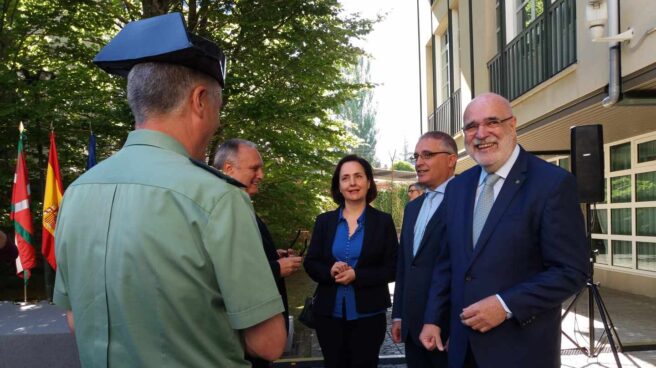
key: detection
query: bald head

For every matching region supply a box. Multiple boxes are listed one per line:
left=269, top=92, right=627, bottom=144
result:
left=463, top=93, right=513, bottom=124
left=463, top=92, right=517, bottom=173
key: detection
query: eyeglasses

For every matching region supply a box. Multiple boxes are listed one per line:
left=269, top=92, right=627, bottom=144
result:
left=409, top=151, right=453, bottom=163
left=462, top=116, right=513, bottom=135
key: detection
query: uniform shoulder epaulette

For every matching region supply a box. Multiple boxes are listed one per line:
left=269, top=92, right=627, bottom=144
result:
left=189, top=158, right=246, bottom=188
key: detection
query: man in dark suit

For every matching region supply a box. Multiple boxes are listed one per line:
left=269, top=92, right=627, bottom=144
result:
left=214, top=139, right=302, bottom=368
left=420, top=93, right=588, bottom=368
left=391, top=131, right=457, bottom=367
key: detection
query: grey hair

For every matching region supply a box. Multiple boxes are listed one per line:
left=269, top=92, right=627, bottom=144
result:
left=127, top=62, right=221, bottom=125
left=212, top=138, right=258, bottom=169
left=419, top=131, right=458, bottom=154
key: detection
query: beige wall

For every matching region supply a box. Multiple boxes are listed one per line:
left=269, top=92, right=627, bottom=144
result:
left=595, top=267, right=656, bottom=298
left=467, top=0, right=656, bottom=129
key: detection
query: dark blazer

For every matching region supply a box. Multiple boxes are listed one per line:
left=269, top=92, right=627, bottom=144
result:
left=425, top=148, right=588, bottom=368
left=255, top=215, right=289, bottom=329
left=303, top=205, right=398, bottom=317
left=391, top=194, right=449, bottom=347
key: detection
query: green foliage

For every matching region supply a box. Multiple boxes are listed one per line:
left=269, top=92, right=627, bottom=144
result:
left=392, top=160, right=414, bottom=172
left=371, top=183, right=408, bottom=232
left=0, top=0, right=374, bottom=250
left=336, top=56, right=378, bottom=166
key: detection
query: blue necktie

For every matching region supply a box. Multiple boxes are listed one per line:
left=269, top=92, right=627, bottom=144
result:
left=413, top=191, right=437, bottom=256
left=472, top=173, right=501, bottom=247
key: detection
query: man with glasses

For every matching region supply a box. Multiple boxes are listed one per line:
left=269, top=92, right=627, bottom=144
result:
left=407, top=183, right=425, bottom=201
left=420, top=93, right=588, bottom=368
left=53, top=13, right=286, bottom=367
left=391, top=131, right=457, bottom=367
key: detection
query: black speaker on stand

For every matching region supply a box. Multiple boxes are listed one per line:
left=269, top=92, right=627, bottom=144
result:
left=561, top=124, right=623, bottom=367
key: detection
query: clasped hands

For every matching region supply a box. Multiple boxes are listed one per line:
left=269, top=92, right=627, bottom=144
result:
left=419, top=295, right=507, bottom=351
left=330, top=261, right=355, bottom=285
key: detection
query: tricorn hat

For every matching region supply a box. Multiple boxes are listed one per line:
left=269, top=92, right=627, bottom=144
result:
left=93, top=12, right=227, bottom=88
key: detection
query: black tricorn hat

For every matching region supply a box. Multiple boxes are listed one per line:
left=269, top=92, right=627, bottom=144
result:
left=93, top=12, right=227, bottom=88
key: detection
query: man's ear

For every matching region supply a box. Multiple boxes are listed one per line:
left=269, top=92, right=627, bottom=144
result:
left=223, top=161, right=235, bottom=176
left=189, top=85, right=210, bottom=117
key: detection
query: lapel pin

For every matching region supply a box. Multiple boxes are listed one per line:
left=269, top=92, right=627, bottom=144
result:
left=515, top=180, right=521, bottom=184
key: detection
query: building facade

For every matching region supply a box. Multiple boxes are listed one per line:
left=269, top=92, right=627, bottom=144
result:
left=417, top=0, right=656, bottom=297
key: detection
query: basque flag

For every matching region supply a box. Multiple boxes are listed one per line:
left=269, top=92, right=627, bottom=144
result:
left=10, top=123, right=36, bottom=279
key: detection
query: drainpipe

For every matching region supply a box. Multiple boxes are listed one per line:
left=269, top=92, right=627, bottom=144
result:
left=417, top=0, right=424, bottom=134
left=601, top=0, right=621, bottom=107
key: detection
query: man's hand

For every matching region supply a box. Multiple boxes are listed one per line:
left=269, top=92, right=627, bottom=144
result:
left=330, top=261, right=350, bottom=277
left=276, top=248, right=297, bottom=258
left=391, top=320, right=402, bottom=343
left=419, top=324, right=444, bottom=351
left=334, top=268, right=355, bottom=285
left=460, top=295, right=507, bottom=333
left=277, top=256, right=302, bottom=277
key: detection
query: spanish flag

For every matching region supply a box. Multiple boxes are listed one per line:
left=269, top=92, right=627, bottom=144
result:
left=42, top=131, right=63, bottom=270
left=11, top=123, right=36, bottom=279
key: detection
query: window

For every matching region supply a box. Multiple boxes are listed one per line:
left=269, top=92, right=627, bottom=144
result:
left=610, top=142, right=631, bottom=172
left=636, top=208, right=656, bottom=236
left=636, top=172, right=656, bottom=202
left=593, top=133, right=656, bottom=274
left=593, top=239, right=608, bottom=264
left=637, top=242, right=656, bottom=271
left=515, top=0, right=544, bottom=33
left=440, top=32, right=450, bottom=102
left=638, top=140, right=656, bottom=164
left=610, top=175, right=631, bottom=203
left=611, top=208, right=631, bottom=235
left=592, top=209, right=607, bottom=234
left=612, top=240, right=633, bottom=268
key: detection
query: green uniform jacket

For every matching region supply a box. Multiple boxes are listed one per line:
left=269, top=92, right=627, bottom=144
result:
left=54, top=130, right=283, bottom=368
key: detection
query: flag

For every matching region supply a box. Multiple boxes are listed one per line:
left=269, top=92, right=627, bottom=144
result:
left=42, top=131, right=63, bottom=270
left=10, top=123, right=36, bottom=279
left=87, top=131, right=97, bottom=170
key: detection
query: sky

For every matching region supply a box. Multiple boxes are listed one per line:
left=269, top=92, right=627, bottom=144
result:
left=339, top=0, right=422, bottom=167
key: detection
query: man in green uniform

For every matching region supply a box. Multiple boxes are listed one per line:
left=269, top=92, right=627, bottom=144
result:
left=53, top=13, right=286, bottom=367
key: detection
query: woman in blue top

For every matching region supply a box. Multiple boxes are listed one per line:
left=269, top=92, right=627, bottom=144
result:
left=304, top=154, right=398, bottom=368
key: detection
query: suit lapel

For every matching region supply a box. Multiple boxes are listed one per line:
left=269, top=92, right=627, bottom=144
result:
left=415, top=202, right=442, bottom=258
left=463, top=168, right=482, bottom=259
left=469, top=149, right=528, bottom=266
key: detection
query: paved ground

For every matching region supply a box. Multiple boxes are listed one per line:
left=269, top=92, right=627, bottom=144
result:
left=1, top=279, right=655, bottom=367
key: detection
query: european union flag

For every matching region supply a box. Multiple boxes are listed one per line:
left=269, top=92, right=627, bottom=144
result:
left=87, top=132, right=96, bottom=170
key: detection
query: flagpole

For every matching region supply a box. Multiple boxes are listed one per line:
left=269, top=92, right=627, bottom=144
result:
left=23, top=271, right=28, bottom=304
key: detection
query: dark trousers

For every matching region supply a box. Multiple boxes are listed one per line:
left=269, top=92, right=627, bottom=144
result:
left=404, top=336, right=448, bottom=368
left=463, top=343, right=478, bottom=368
left=314, top=312, right=386, bottom=368
left=245, top=356, right=271, bottom=368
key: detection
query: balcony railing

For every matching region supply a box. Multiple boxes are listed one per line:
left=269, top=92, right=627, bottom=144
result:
left=488, top=0, right=576, bottom=101
left=427, top=88, right=461, bottom=136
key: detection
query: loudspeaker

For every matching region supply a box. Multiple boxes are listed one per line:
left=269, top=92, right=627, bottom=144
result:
left=571, top=125, right=604, bottom=203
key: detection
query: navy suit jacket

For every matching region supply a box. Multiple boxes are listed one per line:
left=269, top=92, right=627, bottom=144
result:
left=391, top=193, right=450, bottom=347
left=425, top=148, right=588, bottom=368
left=303, top=205, right=398, bottom=317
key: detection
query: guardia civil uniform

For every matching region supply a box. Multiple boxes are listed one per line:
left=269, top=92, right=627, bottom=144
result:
left=53, top=13, right=283, bottom=368
left=54, top=130, right=283, bottom=367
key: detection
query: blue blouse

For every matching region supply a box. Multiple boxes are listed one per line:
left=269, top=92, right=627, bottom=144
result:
left=331, top=207, right=384, bottom=320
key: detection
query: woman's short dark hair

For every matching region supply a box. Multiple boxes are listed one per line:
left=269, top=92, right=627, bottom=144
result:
left=331, top=154, right=378, bottom=205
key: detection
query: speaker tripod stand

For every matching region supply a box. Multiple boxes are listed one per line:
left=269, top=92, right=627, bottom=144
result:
left=561, top=203, right=623, bottom=367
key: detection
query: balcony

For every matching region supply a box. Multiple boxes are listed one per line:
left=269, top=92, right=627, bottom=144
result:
left=488, top=0, right=576, bottom=101
left=427, top=88, right=461, bottom=136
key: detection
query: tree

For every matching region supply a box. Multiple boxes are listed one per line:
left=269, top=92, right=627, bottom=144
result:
left=392, top=161, right=414, bottom=172
left=0, top=0, right=374, bottom=295
left=337, top=55, right=378, bottom=165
